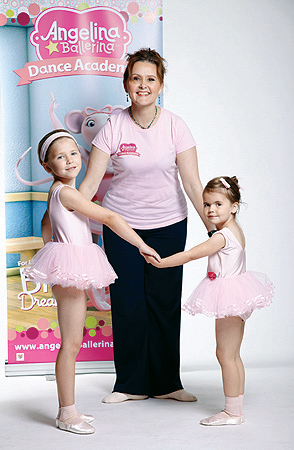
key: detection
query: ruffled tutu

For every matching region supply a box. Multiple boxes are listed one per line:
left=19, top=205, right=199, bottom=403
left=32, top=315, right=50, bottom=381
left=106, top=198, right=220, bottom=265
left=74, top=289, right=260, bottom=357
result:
left=182, top=271, right=274, bottom=319
left=23, top=242, right=117, bottom=290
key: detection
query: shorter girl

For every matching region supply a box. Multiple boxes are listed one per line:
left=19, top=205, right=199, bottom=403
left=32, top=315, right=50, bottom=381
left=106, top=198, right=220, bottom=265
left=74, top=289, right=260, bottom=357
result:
left=24, top=130, right=160, bottom=434
left=146, top=176, right=274, bottom=426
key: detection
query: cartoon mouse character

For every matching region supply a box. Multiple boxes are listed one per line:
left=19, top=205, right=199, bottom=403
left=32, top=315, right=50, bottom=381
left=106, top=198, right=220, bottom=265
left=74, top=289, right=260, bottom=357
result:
left=49, top=93, right=124, bottom=202
left=15, top=93, right=124, bottom=311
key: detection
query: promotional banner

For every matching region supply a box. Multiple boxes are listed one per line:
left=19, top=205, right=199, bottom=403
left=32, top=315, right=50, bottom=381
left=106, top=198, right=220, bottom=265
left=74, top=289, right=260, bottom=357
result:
left=1, top=0, right=163, bottom=375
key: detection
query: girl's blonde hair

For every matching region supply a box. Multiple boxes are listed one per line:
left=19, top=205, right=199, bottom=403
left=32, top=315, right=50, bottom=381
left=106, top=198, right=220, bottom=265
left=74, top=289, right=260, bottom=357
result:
left=37, top=129, right=76, bottom=164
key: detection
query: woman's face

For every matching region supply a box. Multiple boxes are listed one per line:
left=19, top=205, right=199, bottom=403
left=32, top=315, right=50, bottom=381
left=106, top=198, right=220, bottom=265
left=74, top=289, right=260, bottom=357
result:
left=125, top=61, right=163, bottom=108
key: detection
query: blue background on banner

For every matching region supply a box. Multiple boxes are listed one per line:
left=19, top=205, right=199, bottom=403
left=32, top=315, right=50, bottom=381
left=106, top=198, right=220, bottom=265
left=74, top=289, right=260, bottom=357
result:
left=1, top=9, right=163, bottom=268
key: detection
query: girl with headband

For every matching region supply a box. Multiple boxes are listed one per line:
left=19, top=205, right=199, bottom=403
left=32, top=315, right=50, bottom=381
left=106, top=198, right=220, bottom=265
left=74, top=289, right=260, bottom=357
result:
left=146, top=176, right=274, bottom=426
left=23, top=129, right=161, bottom=434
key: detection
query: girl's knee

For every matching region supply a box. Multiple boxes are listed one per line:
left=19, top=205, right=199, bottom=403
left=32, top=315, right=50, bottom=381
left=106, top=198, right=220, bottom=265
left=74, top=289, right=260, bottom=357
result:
left=60, top=336, right=83, bottom=356
left=216, top=347, right=223, bottom=365
left=216, top=347, right=238, bottom=366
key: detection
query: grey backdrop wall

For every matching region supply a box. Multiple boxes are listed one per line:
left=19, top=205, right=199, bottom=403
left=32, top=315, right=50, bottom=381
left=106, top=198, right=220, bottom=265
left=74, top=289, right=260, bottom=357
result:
left=0, top=0, right=293, bottom=374
left=163, top=0, right=293, bottom=369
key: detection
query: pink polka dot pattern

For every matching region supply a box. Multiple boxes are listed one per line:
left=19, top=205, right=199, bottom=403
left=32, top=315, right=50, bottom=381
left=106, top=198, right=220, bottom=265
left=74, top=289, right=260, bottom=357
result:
left=28, top=2, right=40, bottom=15
left=0, top=13, right=7, bottom=25
left=26, top=327, right=39, bottom=340
left=119, top=10, right=128, bottom=22
left=144, top=10, right=155, bottom=24
left=37, top=318, right=49, bottom=330
left=0, top=1, right=163, bottom=27
left=101, top=325, right=112, bottom=337
left=8, top=329, right=17, bottom=341
left=17, top=11, right=30, bottom=25
left=127, top=2, right=139, bottom=15
left=54, top=328, right=61, bottom=339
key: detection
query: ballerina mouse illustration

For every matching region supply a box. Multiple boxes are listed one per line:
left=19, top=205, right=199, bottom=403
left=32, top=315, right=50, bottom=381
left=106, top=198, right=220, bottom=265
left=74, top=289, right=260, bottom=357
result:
left=23, top=130, right=161, bottom=434
left=145, top=176, right=274, bottom=426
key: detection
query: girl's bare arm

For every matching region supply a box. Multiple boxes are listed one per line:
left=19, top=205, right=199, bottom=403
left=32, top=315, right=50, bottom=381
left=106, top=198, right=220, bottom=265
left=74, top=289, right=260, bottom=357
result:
left=145, top=233, right=225, bottom=268
left=60, top=186, right=161, bottom=262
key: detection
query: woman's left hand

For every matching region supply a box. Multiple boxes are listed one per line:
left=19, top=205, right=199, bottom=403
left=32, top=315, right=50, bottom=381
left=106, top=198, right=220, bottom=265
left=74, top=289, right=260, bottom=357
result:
left=139, top=244, right=161, bottom=263
left=144, top=254, right=163, bottom=267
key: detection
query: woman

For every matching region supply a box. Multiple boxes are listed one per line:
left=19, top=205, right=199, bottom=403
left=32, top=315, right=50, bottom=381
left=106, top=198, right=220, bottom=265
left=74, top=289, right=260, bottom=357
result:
left=79, top=48, right=211, bottom=403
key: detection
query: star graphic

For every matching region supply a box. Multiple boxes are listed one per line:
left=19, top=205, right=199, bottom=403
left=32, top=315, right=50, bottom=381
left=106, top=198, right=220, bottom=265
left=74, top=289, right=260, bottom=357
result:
left=45, top=41, right=59, bottom=55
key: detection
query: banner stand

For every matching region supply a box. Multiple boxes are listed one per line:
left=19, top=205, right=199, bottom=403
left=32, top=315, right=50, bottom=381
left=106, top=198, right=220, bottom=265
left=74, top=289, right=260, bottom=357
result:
left=5, top=360, right=114, bottom=377
left=2, top=1, right=163, bottom=376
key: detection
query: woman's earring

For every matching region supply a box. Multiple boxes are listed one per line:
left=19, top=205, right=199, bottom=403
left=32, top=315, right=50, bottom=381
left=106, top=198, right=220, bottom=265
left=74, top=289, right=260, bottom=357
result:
left=126, top=93, right=129, bottom=103
left=158, top=96, right=161, bottom=105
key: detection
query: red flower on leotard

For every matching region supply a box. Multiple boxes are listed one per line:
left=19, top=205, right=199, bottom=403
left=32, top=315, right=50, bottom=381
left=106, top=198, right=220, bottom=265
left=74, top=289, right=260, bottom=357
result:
left=208, top=271, right=217, bottom=280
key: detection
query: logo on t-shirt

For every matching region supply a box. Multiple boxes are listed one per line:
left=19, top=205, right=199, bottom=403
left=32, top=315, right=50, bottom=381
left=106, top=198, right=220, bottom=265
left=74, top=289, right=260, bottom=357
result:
left=117, top=143, right=141, bottom=157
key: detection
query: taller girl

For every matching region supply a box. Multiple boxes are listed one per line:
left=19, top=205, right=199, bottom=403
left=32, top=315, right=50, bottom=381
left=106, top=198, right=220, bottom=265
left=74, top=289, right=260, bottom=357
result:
left=79, top=48, right=212, bottom=403
left=24, top=129, right=160, bottom=434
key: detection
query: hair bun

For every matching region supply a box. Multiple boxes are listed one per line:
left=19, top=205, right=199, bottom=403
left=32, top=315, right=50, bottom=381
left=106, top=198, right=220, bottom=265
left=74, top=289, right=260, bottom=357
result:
left=230, top=176, right=239, bottom=186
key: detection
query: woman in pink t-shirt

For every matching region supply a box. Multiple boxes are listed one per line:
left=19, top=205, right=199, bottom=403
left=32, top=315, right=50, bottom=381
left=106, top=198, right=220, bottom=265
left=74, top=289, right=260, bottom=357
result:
left=79, top=48, right=212, bottom=403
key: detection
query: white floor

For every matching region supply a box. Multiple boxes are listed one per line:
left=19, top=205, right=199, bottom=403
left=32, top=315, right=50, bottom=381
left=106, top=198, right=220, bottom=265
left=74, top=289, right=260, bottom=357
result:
left=0, top=366, right=293, bottom=450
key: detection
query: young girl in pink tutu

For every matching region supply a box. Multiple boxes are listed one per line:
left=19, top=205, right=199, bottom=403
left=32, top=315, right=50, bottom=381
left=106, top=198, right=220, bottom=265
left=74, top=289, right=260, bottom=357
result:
left=146, top=176, right=273, bottom=426
left=24, top=129, right=160, bottom=435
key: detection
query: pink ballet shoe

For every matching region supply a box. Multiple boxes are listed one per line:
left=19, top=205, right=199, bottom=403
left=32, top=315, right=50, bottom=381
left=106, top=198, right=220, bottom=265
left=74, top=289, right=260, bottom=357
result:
left=154, top=389, right=197, bottom=402
left=57, top=415, right=95, bottom=434
left=56, top=412, right=94, bottom=427
left=102, top=392, right=148, bottom=403
left=200, top=411, right=243, bottom=426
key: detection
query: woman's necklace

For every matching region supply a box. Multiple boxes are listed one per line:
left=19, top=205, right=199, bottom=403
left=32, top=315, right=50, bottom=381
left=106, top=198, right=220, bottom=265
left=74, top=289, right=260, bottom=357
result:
left=129, top=106, right=158, bottom=129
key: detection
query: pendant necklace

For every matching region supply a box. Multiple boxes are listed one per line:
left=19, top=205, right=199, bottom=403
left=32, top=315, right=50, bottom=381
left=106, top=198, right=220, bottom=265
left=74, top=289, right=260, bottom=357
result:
left=129, top=106, right=157, bottom=129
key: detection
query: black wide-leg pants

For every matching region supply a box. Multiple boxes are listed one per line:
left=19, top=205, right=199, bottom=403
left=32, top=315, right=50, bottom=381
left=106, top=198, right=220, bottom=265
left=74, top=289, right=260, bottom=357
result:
left=103, top=218, right=187, bottom=396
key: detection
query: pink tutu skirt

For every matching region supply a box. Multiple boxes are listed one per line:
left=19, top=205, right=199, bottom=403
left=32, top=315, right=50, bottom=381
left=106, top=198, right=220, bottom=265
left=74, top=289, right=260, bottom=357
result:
left=182, top=271, right=274, bottom=320
left=23, top=242, right=117, bottom=290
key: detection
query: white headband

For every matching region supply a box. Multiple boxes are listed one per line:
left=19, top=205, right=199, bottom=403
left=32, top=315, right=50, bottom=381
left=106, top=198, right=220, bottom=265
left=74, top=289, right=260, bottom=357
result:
left=40, top=132, right=78, bottom=162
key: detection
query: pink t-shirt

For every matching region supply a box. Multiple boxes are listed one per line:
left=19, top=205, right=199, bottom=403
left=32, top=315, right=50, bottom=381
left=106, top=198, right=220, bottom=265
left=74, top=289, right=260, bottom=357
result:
left=92, top=108, right=196, bottom=229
